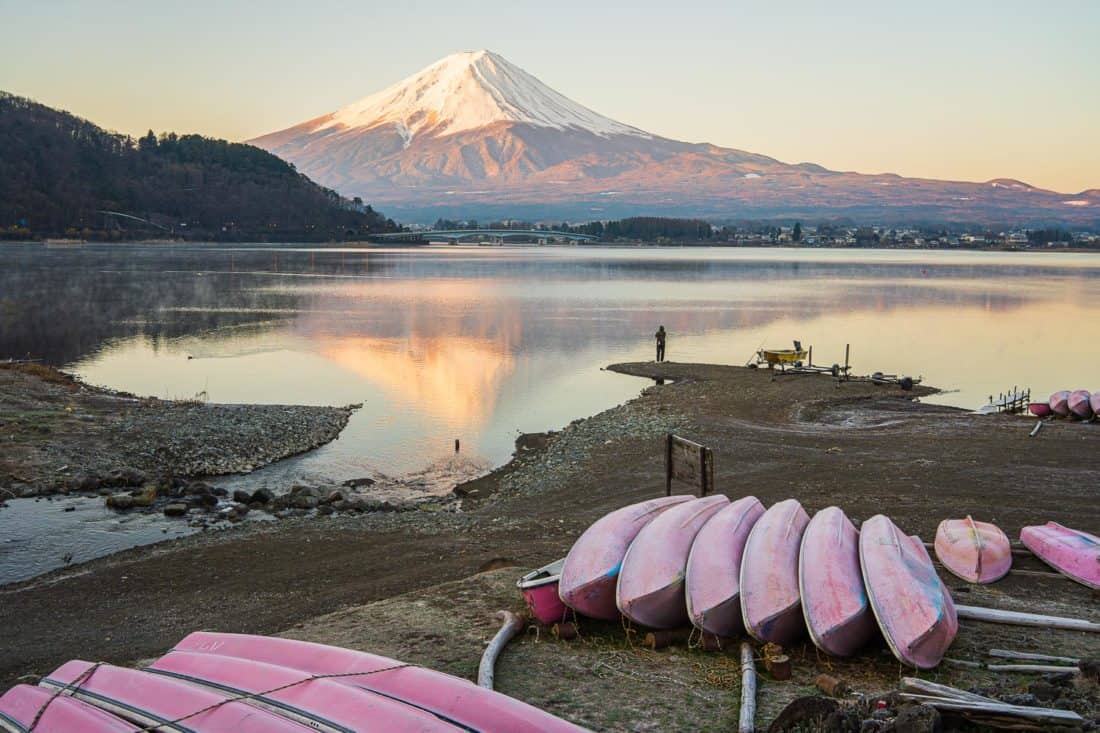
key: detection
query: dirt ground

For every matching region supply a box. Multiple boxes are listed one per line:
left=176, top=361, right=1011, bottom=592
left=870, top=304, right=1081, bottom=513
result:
left=2, top=362, right=1098, bottom=730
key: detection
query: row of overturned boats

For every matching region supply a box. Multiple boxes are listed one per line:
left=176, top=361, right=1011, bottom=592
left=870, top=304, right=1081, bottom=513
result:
left=0, top=632, right=587, bottom=733
left=518, top=495, right=1100, bottom=672
left=1032, top=388, right=1100, bottom=419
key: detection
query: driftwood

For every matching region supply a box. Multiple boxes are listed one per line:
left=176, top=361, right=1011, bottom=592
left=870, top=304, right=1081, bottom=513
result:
left=1029, top=420, right=1044, bottom=437
left=989, top=649, right=1080, bottom=665
left=956, top=604, right=1100, bottom=633
left=738, top=642, right=756, bottom=733
left=945, top=658, right=1077, bottom=674
left=899, top=678, right=1084, bottom=729
left=477, top=611, right=525, bottom=690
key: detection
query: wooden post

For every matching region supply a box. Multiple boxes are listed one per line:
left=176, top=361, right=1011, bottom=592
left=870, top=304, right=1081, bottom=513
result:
left=844, top=344, right=850, bottom=379
left=665, top=433, right=674, bottom=496
left=455, top=439, right=460, bottom=454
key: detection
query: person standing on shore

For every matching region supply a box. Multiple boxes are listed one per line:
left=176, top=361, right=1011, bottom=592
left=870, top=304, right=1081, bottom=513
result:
left=655, top=325, right=666, bottom=362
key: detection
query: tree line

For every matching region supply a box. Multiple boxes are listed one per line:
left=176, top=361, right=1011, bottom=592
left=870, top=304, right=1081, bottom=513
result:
left=0, top=92, right=399, bottom=241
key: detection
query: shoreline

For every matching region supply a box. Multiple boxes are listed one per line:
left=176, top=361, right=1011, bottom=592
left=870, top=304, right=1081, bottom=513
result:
left=2, top=361, right=1098, bottom=727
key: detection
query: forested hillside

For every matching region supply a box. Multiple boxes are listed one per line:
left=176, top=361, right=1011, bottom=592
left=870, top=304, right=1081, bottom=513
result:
left=0, top=92, right=398, bottom=241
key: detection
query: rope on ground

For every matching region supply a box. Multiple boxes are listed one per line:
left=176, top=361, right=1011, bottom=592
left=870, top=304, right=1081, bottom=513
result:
left=29, top=662, right=104, bottom=731
left=38, top=662, right=412, bottom=732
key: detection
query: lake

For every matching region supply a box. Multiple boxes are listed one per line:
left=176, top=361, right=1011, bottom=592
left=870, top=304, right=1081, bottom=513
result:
left=3, top=243, right=1100, bottom=582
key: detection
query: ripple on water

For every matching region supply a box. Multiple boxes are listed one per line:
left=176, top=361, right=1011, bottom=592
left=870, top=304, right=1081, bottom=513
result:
left=0, top=496, right=197, bottom=586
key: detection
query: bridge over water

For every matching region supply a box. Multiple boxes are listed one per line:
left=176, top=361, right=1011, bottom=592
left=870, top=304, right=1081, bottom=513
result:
left=370, top=229, right=597, bottom=244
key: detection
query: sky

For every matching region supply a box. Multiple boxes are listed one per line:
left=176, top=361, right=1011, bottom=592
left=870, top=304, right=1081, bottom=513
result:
left=2, top=0, right=1098, bottom=193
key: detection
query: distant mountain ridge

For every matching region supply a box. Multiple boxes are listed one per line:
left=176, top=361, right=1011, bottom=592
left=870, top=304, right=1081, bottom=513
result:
left=250, top=50, right=1097, bottom=226
left=0, top=92, right=397, bottom=240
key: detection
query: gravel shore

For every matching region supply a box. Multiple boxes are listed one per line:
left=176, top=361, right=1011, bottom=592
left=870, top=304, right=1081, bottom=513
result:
left=0, top=363, right=357, bottom=501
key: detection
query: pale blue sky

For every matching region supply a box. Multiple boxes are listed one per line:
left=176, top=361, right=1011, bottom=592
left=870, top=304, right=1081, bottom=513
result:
left=2, top=0, right=1097, bottom=191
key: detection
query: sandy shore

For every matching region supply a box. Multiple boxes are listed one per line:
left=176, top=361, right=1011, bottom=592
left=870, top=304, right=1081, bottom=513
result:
left=2, top=362, right=1098, bottom=729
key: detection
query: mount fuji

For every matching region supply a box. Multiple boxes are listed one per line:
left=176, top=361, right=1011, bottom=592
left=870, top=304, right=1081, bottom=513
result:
left=250, top=50, right=1096, bottom=225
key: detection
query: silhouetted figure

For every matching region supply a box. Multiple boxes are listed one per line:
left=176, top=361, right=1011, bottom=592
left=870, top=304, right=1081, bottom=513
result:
left=655, top=325, right=666, bottom=362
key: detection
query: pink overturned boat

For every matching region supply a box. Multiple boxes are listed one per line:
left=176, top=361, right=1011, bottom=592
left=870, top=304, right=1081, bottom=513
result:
left=860, top=515, right=957, bottom=669
left=0, top=685, right=134, bottom=733
left=1092, top=391, right=1100, bottom=416
left=798, top=507, right=876, bottom=657
left=559, top=495, right=693, bottom=620
left=740, top=498, right=810, bottom=644
left=1049, top=390, right=1071, bottom=417
left=1029, top=402, right=1053, bottom=418
left=171, top=632, right=588, bottom=733
left=517, top=558, right=567, bottom=625
left=934, top=516, right=1011, bottom=584
left=41, top=660, right=314, bottom=732
left=1021, top=522, right=1100, bottom=590
left=684, top=496, right=766, bottom=636
left=616, top=495, right=730, bottom=628
left=1068, top=389, right=1094, bottom=419
left=147, top=650, right=461, bottom=732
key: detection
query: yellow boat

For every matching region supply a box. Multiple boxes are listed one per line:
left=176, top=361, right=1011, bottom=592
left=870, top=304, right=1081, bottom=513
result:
left=758, top=348, right=808, bottom=366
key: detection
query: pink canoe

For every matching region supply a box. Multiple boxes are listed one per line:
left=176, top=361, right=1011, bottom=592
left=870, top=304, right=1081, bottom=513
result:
left=1092, top=391, right=1100, bottom=416
left=1021, top=522, right=1100, bottom=590
left=934, top=516, right=1011, bottom=584
left=616, top=495, right=730, bottom=628
left=740, top=498, right=810, bottom=644
left=171, top=632, right=588, bottom=733
left=798, top=507, right=876, bottom=657
left=0, top=685, right=134, bottom=733
left=559, top=495, right=693, bottom=620
left=1049, top=390, right=1071, bottom=417
left=1068, top=390, right=1094, bottom=419
left=684, top=496, right=766, bottom=636
left=1028, top=402, right=1053, bottom=418
left=148, top=650, right=461, bottom=732
left=860, top=516, right=957, bottom=669
left=41, top=661, right=314, bottom=732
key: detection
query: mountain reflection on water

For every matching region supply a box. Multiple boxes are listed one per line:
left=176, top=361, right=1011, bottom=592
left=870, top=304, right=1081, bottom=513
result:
left=3, top=243, right=1100, bottom=482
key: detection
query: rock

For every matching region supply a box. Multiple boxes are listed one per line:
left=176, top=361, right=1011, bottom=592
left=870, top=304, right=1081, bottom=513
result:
left=823, top=710, right=862, bottom=733
left=322, top=490, right=344, bottom=505
left=212, top=487, right=228, bottom=497
left=106, top=467, right=148, bottom=487
left=234, top=503, right=249, bottom=517
left=768, top=696, right=839, bottom=733
left=188, top=493, right=218, bottom=509
left=186, top=481, right=214, bottom=496
left=860, top=721, right=886, bottom=733
left=163, top=503, right=188, bottom=517
left=291, top=494, right=319, bottom=510
left=106, top=493, right=134, bottom=510
left=1001, top=693, right=1040, bottom=707
left=67, top=473, right=101, bottom=492
left=250, top=488, right=274, bottom=504
left=1042, top=670, right=1077, bottom=687
left=317, top=504, right=334, bottom=516
left=232, top=490, right=252, bottom=504
left=1029, top=680, right=1061, bottom=702
left=130, top=484, right=157, bottom=507
left=342, top=477, right=375, bottom=488
left=883, top=704, right=940, bottom=733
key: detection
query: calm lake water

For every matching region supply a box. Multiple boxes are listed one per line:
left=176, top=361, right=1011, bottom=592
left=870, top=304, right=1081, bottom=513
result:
left=3, top=242, right=1100, bottom=582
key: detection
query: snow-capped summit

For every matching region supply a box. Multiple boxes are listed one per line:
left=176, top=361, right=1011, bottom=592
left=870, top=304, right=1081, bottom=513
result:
left=316, top=50, right=647, bottom=143
left=249, top=51, right=1091, bottom=224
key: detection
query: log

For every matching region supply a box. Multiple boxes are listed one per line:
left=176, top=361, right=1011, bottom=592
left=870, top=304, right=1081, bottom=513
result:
left=956, top=604, right=1100, bottom=633
left=643, top=628, right=693, bottom=650
left=899, top=693, right=1084, bottom=726
left=900, top=677, right=996, bottom=703
left=945, top=658, right=1078, bottom=674
left=738, top=642, right=756, bottom=733
left=989, top=649, right=1079, bottom=665
left=1029, top=420, right=1043, bottom=437
left=478, top=611, right=525, bottom=690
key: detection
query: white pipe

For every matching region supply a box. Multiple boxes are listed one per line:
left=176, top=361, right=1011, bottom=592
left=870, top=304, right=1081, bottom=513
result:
left=478, top=611, right=525, bottom=690
left=738, top=642, right=756, bottom=733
